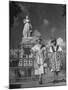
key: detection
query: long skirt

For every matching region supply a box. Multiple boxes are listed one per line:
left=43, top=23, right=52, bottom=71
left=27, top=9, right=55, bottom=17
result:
left=50, top=52, right=61, bottom=72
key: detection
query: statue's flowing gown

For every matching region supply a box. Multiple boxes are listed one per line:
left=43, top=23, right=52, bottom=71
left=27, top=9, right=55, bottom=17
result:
left=23, top=23, right=30, bottom=38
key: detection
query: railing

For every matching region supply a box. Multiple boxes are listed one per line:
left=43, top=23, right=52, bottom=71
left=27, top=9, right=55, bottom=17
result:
left=9, top=57, right=38, bottom=84
left=9, top=66, right=38, bottom=84
left=9, top=51, right=66, bottom=84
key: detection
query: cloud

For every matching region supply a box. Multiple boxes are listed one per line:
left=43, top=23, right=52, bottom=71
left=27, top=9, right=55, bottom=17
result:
left=33, top=30, right=41, bottom=37
left=51, top=27, right=56, bottom=33
left=17, top=3, right=29, bottom=15
left=57, top=37, right=65, bottom=47
left=51, top=27, right=56, bottom=38
left=43, top=19, right=48, bottom=25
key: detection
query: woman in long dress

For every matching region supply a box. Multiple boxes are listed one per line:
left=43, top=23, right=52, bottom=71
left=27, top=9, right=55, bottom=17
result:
left=49, top=39, right=63, bottom=82
left=31, top=40, right=46, bottom=84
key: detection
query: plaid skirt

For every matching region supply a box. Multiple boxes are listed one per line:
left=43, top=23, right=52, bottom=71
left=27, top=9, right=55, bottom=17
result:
left=50, top=52, right=62, bottom=72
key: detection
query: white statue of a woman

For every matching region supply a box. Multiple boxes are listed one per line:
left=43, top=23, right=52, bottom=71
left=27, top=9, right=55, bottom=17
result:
left=23, top=16, right=32, bottom=38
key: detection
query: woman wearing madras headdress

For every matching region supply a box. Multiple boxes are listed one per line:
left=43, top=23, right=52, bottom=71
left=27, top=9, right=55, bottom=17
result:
left=23, top=15, right=32, bottom=38
left=49, top=38, right=63, bottom=82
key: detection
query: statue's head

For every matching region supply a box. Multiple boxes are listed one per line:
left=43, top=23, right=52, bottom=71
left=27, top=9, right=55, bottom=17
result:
left=26, top=15, right=29, bottom=19
left=23, top=15, right=30, bottom=23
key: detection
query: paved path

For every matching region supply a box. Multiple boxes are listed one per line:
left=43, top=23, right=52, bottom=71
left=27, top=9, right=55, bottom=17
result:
left=21, top=71, right=66, bottom=88
left=10, top=71, right=66, bottom=89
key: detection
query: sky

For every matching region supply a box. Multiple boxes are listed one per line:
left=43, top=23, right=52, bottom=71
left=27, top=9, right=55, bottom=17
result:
left=9, top=1, right=66, bottom=49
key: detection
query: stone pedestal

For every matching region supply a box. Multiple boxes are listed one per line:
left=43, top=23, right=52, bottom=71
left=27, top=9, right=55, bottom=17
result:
left=18, top=36, right=39, bottom=77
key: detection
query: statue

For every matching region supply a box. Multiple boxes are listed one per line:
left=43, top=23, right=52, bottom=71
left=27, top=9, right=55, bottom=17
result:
left=23, top=16, right=32, bottom=38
